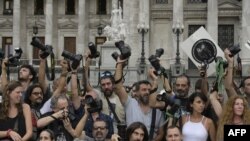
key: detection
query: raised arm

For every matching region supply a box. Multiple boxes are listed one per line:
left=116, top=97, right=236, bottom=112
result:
left=209, top=91, right=222, bottom=117
left=82, top=52, right=94, bottom=92
left=38, top=56, right=48, bottom=93
left=148, top=68, right=167, bottom=108
left=114, top=57, right=128, bottom=105
left=71, top=66, right=81, bottom=110
left=1, top=58, right=9, bottom=91
left=224, top=48, right=237, bottom=97
left=53, top=60, right=68, bottom=97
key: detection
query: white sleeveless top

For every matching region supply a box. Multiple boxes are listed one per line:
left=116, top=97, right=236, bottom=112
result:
left=182, top=115, right=208, bottom=141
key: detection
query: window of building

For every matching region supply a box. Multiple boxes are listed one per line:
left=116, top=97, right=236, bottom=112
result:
left=3, top=0, right=13, bottom=15
left=188, top=25, right=205, bottom=69
left=187, top=0, right=207, bottom=3
left=155, top=0, right=168, bottom=4
left=34, top=0, right=44, bottom=15
left=1, top=37, right=12, bottom=56
left=97, top=0, right=106, bottom=15
left=66, top=0, right=75, bottom=15
left=64, top=37, right=76, bottom=54
left=218, top=25, right=234, bottom=51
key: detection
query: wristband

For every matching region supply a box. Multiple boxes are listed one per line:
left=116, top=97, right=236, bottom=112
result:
left=50, top=115, right=57, bottom=120
left=6, top=129, right=12, bottom=137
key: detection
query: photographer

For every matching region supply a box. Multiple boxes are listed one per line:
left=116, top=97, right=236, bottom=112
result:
left=1, top=58, right=37, bottom=96
left=37, top=94, right=89, bottom=140
left=114, top=55, right=165, bottom=141
left=83, top=49, right=125, bottom=134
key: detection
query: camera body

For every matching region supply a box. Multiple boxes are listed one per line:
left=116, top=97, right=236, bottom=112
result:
left=199, top=61, right=208, bottom=77
left=30, top=37, right=53, bottom=59
left=84, top=95, right=102, bottom=113
left=7, top=48, right=23, bottom=66
left=156, top=92, right=181, bottom=107
left=61, top=50, right=83, bottom=70
left=117, top=123, right=127, bottom=141
left=228, top=44, right=241, bottom=57
left=111, top=51, right=119, bottom=61
left=88, top=42, right=100, bottom=58
left=148, top=48, right=166, bottom=76
left=114, top=40, right=131, bottom=60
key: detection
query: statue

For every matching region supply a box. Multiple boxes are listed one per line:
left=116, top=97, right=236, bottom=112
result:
left=104, top=2, right=127, bottom=42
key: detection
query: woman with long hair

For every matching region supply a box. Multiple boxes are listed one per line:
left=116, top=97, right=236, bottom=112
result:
left=0, top=80, right=32, bottom=140
left=216, top=95, right=250, bottom=141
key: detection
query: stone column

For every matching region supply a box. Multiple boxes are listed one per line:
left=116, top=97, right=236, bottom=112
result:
left=77, top=0, right=86, bottom=54
left=172, top=0, right=184, bottom=62
left=13, top=0, right=21, bottom=48
left=207, top=0, right=218, bottom=43
left=241, top=0, right=250, bottom=61
left=45, top=0, right=53, bottom=45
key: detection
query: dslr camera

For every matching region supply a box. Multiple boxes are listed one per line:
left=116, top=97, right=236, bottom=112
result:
left=156, top=92, right=181, bottom=107
left=148, top=48, right=166, bottom=76
left=30, top=37, right=53, bottom=59
left=111, top=51, right=119, bottom=61
left=6, top=48, right=23, bottom=66
left=228, top=44, right=241, bottom=57
left=113, top=40, right=131, bottom=60
left=84, top=95, right=102, bottom=113
left=88, top=42, right=100, bottom=58
left=61, top=50, right=83, bottom=70
left=117, top=123, right=127, bottom=141
left=199, top=60, right=208, bottom=78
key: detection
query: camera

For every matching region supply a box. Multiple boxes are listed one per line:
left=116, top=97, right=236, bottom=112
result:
left=60, top=107, right=76, bottom=121
left=117, top=123, right=127, bottom=141
left=111, top=51, right=119, bottom=61
left=84, top=95, right=102, bottom=113
left=148, top=48, right=167, bottom=77
left=199, top=61, right=208, bottom=78
left=156, top=92, right=181, bottom=107
left=114, top=40, right=131, bottom=60
left=7, top=48, right=23, bottom=66
left=155, top=48, right=164, bottom=58
left=228, top=44, right=241, bottom=57
left=61, top=50, right=83, bottom=70
left=88, top=42, right=100, bottom=58
left=30, top=37, right=53, bottom=59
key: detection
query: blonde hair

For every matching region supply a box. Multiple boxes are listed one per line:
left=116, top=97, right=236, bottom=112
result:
left=217, top=95, right=250, bottom=140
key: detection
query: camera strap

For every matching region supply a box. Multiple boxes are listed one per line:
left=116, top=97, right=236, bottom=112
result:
left=45, top=52, right=55, bottom=81
left=149, top=108, right=156, bottom=140
left=104, top=95, right=121, bottom=124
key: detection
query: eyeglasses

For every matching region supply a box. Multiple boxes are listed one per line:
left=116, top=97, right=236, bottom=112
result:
left=93, top=126, right=107, bottom=130
left=32, top=92, right=43, bottom=96
left=100, top=72, right=112, bottom=78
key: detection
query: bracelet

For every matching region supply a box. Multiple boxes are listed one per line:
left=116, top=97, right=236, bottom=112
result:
left=6, top=129, right=12, bottom=137
left=50, top=115, right=57, bottom=120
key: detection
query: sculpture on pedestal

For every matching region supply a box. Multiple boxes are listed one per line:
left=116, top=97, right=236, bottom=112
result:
left=104, top=2, right=127, bottom=42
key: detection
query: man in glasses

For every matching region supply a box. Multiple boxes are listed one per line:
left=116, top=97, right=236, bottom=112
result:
left=84, top=53, right=125, bottom=134
left=91, top=117, right=109, bottom=141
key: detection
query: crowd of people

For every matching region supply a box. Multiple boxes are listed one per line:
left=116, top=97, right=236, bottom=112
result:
left=0, top=45, right=250, bottom=141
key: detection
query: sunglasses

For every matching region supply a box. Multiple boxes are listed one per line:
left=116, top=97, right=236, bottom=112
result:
left=100, top=72, right=112, bottom=78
